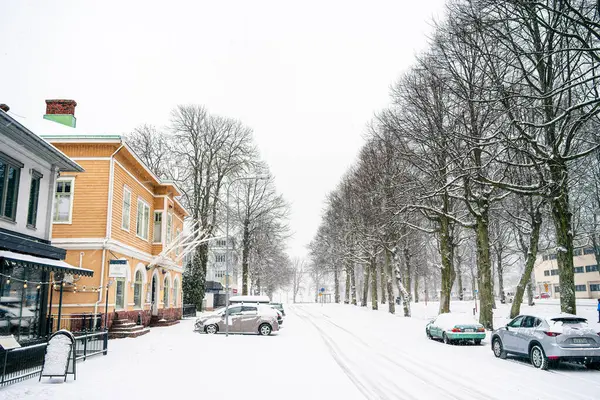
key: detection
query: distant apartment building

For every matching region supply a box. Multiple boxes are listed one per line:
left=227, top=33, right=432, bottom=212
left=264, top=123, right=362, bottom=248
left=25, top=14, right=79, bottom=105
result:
left=533, top=246, right=600, bottom=299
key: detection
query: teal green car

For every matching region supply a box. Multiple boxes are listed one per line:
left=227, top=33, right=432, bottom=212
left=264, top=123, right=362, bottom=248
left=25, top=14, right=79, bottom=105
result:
left=426, top=313, right=486, bottom=345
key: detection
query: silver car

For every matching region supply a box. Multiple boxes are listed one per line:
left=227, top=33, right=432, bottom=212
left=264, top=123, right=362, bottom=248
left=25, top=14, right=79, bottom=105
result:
left=194, top=304, right=279, bottom=336
left=491, top=314, right=600, bottom=370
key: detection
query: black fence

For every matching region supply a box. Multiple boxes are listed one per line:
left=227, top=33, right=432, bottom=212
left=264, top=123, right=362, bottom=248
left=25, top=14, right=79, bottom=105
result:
left=0, top=330, right=108, bottom=387
left=182, top=304, right=197, bottom=318
left=46, top=313, right=105, bottom=335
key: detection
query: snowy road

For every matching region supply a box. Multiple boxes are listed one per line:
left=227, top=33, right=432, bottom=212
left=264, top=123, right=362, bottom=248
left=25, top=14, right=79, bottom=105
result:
left=293, top=303, right=600, bottom=400
left=2, top=301, right=600, bottom=400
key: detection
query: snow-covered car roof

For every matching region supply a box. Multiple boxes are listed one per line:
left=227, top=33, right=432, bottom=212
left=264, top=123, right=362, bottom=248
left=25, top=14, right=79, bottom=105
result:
left=432, top=313, right=481, bottom=329
left=228, top=295, right=271, bottom=303
left=515, top=313, right=585, bottom=322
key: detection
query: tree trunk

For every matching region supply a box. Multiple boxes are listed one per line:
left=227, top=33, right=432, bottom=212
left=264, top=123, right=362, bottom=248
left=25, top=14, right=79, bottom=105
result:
left=457, top=268, right=464, bottom=301
left=439, top=215, right=455, bottom=314
left=384, top=247, right=395, bottom=314
left=476, top=212, right=494, bottom=330
left=241, top=219, right=250, bottom=295
left=510, top=208, right=542, bottom=318
left=362, top=266, right=369, bottom=307
left=393, top=251, right=411, bottom=317
left=334, top=264, right=340, bottom=304
left=350, top=264, right=357, bottom=305
left=380, top=262, right=387, bottom=304
left=497, top=249, right=505, bottom=304
left=549, top=162, right=576, bottom=314
left=527, top=278, right=534, bottom=306
left=491, top=261, right=497, bottom=310
left=370, top=257, right=378, bottom=310
left=414, top=271, right=419, bottom=303
left=403, top=247, right=412, bottom=302
left=345, top=266, right=351, bottom=304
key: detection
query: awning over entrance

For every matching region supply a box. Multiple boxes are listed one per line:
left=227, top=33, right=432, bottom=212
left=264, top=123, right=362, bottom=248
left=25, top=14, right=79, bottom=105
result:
left=0, top=250, right=94, bottom=277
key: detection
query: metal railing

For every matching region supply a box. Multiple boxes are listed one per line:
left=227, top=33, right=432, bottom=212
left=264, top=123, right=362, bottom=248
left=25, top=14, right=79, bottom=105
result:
left=0, top=330, right=108, bottom=387
left=46, top=313, right=105, bottom=335
left=182, top=304, right=197, bottom=318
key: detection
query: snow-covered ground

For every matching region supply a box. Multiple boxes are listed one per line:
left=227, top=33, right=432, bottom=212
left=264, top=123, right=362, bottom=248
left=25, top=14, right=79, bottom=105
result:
left=2, top=299, right=600, bottom=399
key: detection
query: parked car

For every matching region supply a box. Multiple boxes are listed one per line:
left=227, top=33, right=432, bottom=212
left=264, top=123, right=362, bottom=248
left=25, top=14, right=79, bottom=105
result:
left=0, top=297, right=36, bottom=335
left=426, top=313, right=486, bottom=345
left=491, top=314, right=600, bottom=370
left=540, top=292, right=551, bottom=299
left=228, top=295, right=271, bottom=305
left=270, top=303, right=285, bottom=317
left=194, top=304, right=279, bottom=336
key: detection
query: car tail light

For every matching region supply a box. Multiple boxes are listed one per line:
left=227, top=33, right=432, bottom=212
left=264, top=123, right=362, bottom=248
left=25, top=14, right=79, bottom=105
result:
left=477, top=327, right=485, bottom=332
left=451, top=327, right=462, bottom=332
left=544, top=331, right=561, bottom=337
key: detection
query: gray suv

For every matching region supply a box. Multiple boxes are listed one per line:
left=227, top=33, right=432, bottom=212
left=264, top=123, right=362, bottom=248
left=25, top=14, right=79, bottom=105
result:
left=491, top=314, right=600, bottom=370
left=194, top=304, right=279, bottom=336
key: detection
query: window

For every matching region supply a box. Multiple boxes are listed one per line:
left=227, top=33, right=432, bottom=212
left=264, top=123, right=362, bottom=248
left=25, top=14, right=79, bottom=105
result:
left=522, top=316, right=538, bottom=328
left=550, top=269, right=559, bottom=276
left=573, top=249, right=583, bottom=256
left=27, top=171, right=42, bottom=228
left=225, top=306, right=242, bottom=316
left=216, top=239, right=227, bottom=247
left=163, top=277, right=170, bottom=306
left=173, top=279, right=179, bottom=307
left=549, top=254, right=557, bottom=260
left=122, top=186, right=131, bottom=230
left=0, top=154, right=22, bottom=221
left=542, top=255, right=548, bottom=261
left=575, top=285, right=587, bottom=292
left=53, top=178, right=74, bottom=223
left=134, top=270, right=143, bottom=308
left=136, top=198, right=150, bottom=240
left=590, top=284, right=600, bottom=292
left=585, top=265, right=598, bottom=273
left=574, top=266, right=584, bottom=274
left=584, top=247, right=595, bottom=255
left=115, top=278, right=125, bottom=310
left=544, top=270, right=550, bottom=276
left=153, top=212, right=162, bottom=243
left=166, top=212, right=173, bottom=243
left=215, top=270, right=225, bottom=278
left=241, top=306, right=257, bottom=314
left=554, top=285, right=560, bottom=293
left=175, top=229, right=181, bottom=255
left=508, top=316, right=524, bottom=328
left=215, top=254, right=226, bottom=263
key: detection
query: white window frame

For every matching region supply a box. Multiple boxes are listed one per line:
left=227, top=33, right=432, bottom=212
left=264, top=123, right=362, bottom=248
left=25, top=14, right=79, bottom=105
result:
left=136, top=197, right=150, bottom=240
left=153, top=211, right=163, bottom=243
left=133, top=270, right=144, bottom=309
left=115, top=277, right=126, bottom=310
left=166, top=212, right=173, bottom=243
left=121, top=186, right=131, bottom=231
left=173, top=278, right=179, bottom=307
left=163, top=276, right=170, bottom=307
left=53, top=177, right=75, bottom=224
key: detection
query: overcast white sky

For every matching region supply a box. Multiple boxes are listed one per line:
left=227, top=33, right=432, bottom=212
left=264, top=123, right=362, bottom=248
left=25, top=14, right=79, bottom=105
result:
left=1, top=0, right=446, bottom=258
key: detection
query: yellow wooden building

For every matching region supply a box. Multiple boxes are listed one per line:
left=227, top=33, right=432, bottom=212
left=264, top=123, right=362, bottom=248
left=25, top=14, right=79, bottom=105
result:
left=43, top=135, right=188, bottom=336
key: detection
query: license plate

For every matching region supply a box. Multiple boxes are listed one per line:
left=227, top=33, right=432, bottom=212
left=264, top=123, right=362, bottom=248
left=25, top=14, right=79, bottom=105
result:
left=573, top=338, right=588, bottom=344
left=465, top=329, right=474, bottom=332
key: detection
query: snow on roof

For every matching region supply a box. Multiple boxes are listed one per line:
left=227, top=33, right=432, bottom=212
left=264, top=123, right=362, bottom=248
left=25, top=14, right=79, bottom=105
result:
left=228, top=295, right=271, bottom=303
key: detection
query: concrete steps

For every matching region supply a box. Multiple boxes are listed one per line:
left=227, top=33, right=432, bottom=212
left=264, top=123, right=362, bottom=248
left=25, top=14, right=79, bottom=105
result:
left=109, top=318, right=150, bottom=339
left=149, top=316, right=180, bottom=327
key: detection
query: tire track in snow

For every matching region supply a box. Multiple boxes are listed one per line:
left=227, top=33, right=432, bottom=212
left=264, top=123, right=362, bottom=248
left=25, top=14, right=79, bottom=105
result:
left=294, top=306, right=412, bottom=400
left=297, top=306, right=489, bottom=400
left=301, top=306, right=595, bottom=400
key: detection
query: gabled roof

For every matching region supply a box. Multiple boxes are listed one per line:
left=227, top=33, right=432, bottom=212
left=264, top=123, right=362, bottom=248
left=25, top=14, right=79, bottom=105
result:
left=0, top=110, right=83, bottom=172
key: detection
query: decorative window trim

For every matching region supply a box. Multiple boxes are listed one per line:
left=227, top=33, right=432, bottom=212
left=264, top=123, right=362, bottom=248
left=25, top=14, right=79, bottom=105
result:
left=53, top=176, right=75, bottom=224
left=121, top=185, right=132, bottom=231
left=135, top=197, right=150, bottom=240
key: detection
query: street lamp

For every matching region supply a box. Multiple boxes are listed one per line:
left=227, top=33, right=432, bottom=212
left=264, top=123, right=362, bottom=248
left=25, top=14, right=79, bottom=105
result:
left=225, top=174, right=269, bottom=337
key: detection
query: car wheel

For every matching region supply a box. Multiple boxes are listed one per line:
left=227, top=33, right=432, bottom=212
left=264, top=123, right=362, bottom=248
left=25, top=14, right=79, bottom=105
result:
left=259, top=323, right=272, bottom=336
left=205, top=324, right=218, bottom=334
left=443, top=333, right=452, bottom=345
left=492, top=337, right=507, bottom=359
left=474, top=339, right=482, bottom=346
left=530, top=344, right=549, bottom=370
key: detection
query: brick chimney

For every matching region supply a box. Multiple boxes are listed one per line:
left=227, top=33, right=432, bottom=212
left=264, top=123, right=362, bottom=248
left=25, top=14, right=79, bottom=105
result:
left=45, top=99, right=77, bottom=116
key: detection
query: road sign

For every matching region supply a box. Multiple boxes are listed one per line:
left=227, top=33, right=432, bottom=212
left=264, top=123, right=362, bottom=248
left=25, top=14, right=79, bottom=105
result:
left=474, top=289, right=478, bottom=294
left=320, top=287, right=325, bottom=293
left=109, top=259, right=128, bottom=278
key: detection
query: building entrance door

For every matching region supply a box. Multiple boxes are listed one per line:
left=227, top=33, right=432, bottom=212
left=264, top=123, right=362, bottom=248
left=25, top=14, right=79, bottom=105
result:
left=151, top=274, right=158, bottom=316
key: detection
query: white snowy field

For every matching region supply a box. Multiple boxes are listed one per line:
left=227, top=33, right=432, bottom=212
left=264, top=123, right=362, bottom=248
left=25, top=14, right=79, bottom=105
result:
left=2, top=299, right=600, bottom=400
